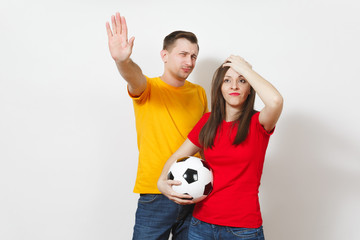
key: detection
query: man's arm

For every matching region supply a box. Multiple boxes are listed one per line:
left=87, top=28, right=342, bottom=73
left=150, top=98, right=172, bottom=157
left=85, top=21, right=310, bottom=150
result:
left=106, top=12, right=146, bottom=96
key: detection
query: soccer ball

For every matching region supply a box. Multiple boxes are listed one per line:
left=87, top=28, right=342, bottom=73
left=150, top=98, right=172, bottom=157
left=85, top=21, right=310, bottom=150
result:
left=167, top=156, right=213, bottom=203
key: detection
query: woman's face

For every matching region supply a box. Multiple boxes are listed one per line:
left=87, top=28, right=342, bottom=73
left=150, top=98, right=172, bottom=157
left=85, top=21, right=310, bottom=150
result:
left=221, top=68, right=251, bottom=110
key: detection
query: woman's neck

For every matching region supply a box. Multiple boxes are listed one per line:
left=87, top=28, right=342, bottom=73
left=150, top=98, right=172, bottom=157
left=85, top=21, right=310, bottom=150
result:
left=225, top=106, right=242, bottom=122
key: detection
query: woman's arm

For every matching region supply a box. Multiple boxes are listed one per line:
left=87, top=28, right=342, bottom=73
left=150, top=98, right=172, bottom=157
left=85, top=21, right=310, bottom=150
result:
left=157, top=139, right=201, bottom=205
left=223, top=55, right=283, bottom=131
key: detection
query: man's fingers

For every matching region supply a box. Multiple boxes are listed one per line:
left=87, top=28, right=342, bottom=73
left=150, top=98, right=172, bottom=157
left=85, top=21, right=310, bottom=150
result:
left=116, top=12, right=121, bottom=35
left=121, top=16, right=128, bottom=41
left=128, top=36, right=135, bottom=48
left=105, top=22, right=113, bottom=38
left=111, top=15, right=117, bottom=35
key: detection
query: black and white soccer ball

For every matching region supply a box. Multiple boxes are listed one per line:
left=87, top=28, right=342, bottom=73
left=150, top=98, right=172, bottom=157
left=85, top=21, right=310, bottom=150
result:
left=167, top=156, right=213, bottom=203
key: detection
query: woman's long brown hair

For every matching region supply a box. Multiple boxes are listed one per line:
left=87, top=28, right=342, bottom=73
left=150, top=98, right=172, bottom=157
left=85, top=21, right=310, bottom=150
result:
left=199, top=65, right=257, bottom=149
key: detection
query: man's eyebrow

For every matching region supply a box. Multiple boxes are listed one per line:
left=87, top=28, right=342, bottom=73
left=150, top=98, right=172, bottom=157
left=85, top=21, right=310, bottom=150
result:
left=180, top=51, right=197, bottom=55
left=179, top=51, right=198, bottom=58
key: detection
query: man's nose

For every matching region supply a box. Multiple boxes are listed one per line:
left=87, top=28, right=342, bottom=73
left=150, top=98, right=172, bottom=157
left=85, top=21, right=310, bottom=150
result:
left=185, top=56, right=193, bottom=66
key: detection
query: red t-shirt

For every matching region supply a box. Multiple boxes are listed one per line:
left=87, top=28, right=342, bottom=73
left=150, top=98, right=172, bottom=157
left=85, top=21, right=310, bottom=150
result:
left=188, top=112, right=273, bottom=228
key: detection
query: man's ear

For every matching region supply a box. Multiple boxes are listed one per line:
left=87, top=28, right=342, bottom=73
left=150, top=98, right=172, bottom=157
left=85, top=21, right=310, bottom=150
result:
left=160, top=49, right=168, bottom=63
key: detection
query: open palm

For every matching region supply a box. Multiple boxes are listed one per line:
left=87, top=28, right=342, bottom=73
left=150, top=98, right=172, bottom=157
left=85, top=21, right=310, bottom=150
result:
left=106, top=12, right=135, bottom=62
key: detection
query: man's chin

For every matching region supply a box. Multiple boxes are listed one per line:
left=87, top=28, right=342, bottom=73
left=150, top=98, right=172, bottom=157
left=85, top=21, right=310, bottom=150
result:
left=179, top=72, right=192, bottom=80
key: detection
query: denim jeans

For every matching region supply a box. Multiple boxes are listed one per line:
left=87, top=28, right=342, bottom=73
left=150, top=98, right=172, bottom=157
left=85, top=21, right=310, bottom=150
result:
left=189, top=217, right=265, bottom=240
left=132, top=194, right=194, bottom=240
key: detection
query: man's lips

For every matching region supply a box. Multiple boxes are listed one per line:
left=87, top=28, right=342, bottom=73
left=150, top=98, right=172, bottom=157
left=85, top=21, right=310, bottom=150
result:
left=182, top=67, right=192, bottom=73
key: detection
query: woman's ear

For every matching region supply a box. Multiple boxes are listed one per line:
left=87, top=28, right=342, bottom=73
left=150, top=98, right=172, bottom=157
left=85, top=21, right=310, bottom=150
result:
left=248, top=88, right=253, bottom=96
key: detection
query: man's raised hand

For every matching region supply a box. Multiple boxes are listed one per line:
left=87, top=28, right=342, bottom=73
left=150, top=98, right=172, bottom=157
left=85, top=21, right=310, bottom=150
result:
left=106, top=12, right=135, bottom=63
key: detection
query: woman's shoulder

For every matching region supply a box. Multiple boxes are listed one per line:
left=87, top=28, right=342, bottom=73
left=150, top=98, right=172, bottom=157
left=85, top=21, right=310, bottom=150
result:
left=203, top=112, right=211, bottom=118
left=195, top=112, right=211, bottom=128
left=251, top=110, right=260, bottom=120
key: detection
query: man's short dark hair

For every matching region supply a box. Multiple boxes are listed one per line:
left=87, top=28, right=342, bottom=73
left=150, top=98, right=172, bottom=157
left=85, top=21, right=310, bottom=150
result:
left=163, top=31, right=199, bottom=51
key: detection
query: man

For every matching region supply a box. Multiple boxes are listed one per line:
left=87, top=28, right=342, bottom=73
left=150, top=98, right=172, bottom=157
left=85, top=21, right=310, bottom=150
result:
left=106, top=13, right=208, bottom=239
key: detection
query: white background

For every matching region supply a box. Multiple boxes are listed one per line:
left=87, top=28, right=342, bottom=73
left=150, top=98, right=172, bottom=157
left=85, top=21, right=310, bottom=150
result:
left=1, top=0, right=359, bottom=239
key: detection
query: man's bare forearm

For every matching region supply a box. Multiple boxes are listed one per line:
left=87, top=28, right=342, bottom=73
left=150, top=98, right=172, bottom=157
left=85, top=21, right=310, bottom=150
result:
left=116, top=58, right=147, bottom=96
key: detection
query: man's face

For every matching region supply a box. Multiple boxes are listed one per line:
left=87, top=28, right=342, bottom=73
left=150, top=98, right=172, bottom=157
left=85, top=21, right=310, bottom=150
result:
left=162, top=38, right=199, bottom=81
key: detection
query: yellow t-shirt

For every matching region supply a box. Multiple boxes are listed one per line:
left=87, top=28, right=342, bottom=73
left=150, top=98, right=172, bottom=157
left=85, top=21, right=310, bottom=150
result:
left=129, top=76, right=208, bottom=193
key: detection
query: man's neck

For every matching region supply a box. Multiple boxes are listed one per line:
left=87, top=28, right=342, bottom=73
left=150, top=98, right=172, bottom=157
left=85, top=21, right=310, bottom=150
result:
left=160, top=73, right=186, bottom=88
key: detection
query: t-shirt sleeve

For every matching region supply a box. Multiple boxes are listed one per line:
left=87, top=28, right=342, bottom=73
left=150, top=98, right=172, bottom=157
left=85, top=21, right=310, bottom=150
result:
left=188, top=113, right=210, bottom=148
left=253, top=112, right=275, bottom=137
left=127, top=76, right=150, bottom=104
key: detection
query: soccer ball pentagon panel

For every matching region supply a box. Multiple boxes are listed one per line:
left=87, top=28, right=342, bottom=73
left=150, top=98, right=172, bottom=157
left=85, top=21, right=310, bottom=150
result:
left=167, top=156, right=213, bottom=203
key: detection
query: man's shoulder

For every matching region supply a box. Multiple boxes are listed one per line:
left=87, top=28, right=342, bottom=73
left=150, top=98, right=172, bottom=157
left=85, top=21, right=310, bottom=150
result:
left=185, top=80, right=206, bottom=91
left=144, top=75, right=160, bottom=83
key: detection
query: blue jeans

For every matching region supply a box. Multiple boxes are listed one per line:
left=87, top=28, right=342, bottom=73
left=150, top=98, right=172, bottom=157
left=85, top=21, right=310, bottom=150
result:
left=132, top=194, right=194, bottom=240
left=189, top=217, right=265, bottom=240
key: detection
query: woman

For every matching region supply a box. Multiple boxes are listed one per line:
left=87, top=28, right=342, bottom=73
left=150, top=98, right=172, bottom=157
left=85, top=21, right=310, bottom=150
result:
left=158, top=55, right=283, bottom=239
